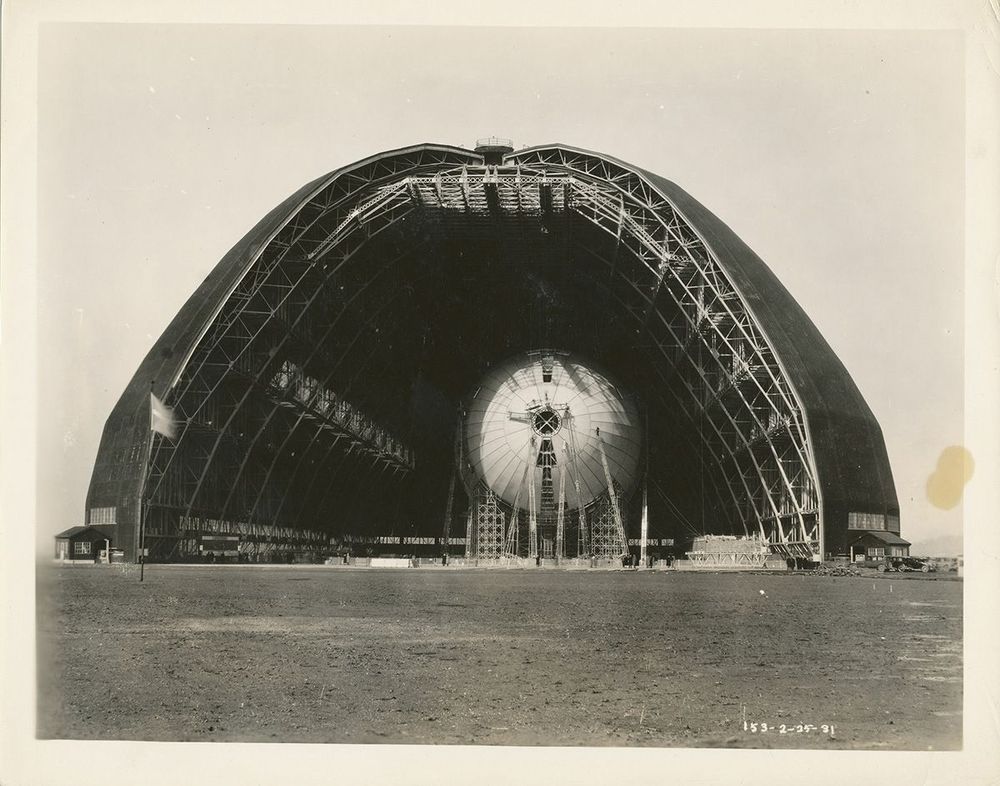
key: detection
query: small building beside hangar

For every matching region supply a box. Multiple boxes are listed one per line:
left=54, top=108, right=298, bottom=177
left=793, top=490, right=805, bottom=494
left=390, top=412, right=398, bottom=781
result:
left=54, top=526, right=113, bottom=562
left=848, top=530, right=911, bottom=562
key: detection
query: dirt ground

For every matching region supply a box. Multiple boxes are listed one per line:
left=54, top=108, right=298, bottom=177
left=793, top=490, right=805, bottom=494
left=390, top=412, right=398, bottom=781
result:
left=36, top=565, right=962, bottom=749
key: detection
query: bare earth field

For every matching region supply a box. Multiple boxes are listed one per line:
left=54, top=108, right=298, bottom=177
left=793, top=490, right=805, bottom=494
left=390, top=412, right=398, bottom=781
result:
left=36, top=565, right=962, bottom=749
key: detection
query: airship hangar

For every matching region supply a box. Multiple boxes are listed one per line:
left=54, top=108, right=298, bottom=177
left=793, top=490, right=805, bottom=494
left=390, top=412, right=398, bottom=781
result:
left=84, top=139, right=900, bottom=567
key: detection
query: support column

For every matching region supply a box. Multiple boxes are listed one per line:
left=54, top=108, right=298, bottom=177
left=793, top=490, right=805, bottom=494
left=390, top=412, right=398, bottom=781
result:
left=640, top=484, right=649, bottom=568
left=528, top=472, right=538, bottom=561
left=555, top=466, right=566, bottom=563
left=464, top=508, right=474, bottom=561
left=441, top=467, right=456, bottom=563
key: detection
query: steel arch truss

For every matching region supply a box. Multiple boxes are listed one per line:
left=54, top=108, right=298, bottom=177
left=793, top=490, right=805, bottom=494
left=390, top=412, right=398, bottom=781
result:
left=139, top=144, right=822, bottom=559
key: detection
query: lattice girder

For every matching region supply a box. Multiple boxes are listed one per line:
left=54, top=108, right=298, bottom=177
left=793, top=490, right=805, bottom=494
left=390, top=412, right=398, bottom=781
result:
left=589, top=482, right=629, bottom=560
left=474, top=487, right=506, bottom=562
left=111, top=143, right=868, bottom=563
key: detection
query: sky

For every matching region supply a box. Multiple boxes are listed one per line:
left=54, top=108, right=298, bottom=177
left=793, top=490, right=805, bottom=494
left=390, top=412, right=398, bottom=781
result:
left=34, top=23, right=966, bottom=554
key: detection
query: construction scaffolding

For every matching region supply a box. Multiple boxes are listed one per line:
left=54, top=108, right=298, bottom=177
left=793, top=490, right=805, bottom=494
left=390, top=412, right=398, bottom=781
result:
left=589, top=482, right=629, bottom=561
left=473, top=487, right=506, bottom=562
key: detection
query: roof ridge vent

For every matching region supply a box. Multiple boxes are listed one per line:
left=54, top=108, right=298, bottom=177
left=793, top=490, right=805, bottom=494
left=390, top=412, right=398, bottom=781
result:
left=475, top=136, right=514, bottom=164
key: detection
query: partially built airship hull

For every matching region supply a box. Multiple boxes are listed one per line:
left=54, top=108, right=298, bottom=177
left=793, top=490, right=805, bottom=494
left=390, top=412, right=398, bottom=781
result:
left=461, top=351, right=642, bottom=511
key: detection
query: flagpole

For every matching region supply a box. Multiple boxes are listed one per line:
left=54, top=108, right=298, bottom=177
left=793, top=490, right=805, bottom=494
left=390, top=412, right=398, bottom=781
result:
left=139, top=379, right=156, bottom=582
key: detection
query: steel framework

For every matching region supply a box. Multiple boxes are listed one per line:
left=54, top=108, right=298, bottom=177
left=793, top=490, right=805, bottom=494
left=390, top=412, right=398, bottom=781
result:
left=86, top=142, right=899, bottom=563
left=589, top=482, right=630, bottom=561
left=471, top=486, right=506, bottom=562
left=393, top=158, right=820, bottom=553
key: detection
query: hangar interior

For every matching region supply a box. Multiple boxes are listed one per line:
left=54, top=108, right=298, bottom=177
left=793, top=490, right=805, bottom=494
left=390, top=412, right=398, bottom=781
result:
left=85, top=140, right=900, bottom=564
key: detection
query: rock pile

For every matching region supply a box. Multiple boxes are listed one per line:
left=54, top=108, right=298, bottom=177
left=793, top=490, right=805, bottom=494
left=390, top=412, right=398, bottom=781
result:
left=808, top=564, right=862, bottom=577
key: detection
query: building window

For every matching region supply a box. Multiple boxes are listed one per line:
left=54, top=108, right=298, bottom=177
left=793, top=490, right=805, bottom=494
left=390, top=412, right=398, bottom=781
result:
left=871, top=547, right=884, bottom=557
left=849, top=512, right=886, bottom=531
left=89, top=506, right=117, bottom=525
left=74, top=541, right=92, bottom=556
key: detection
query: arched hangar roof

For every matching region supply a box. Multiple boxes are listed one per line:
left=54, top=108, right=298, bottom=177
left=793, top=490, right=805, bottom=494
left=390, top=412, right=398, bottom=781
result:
left=86, top=142, right=898, bottom=561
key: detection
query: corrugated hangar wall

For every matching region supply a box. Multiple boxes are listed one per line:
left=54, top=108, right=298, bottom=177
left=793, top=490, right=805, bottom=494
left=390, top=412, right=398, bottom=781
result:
left=85, top=142, right=899, bottom=563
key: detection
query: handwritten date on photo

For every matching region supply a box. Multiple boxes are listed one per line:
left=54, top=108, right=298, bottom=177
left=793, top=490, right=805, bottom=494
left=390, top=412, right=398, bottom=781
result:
left=743, top=722, right=835, bottom=735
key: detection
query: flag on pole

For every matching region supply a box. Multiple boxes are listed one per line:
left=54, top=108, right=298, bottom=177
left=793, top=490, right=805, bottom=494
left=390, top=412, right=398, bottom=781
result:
left=150, top=392, right=177, bottom=439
